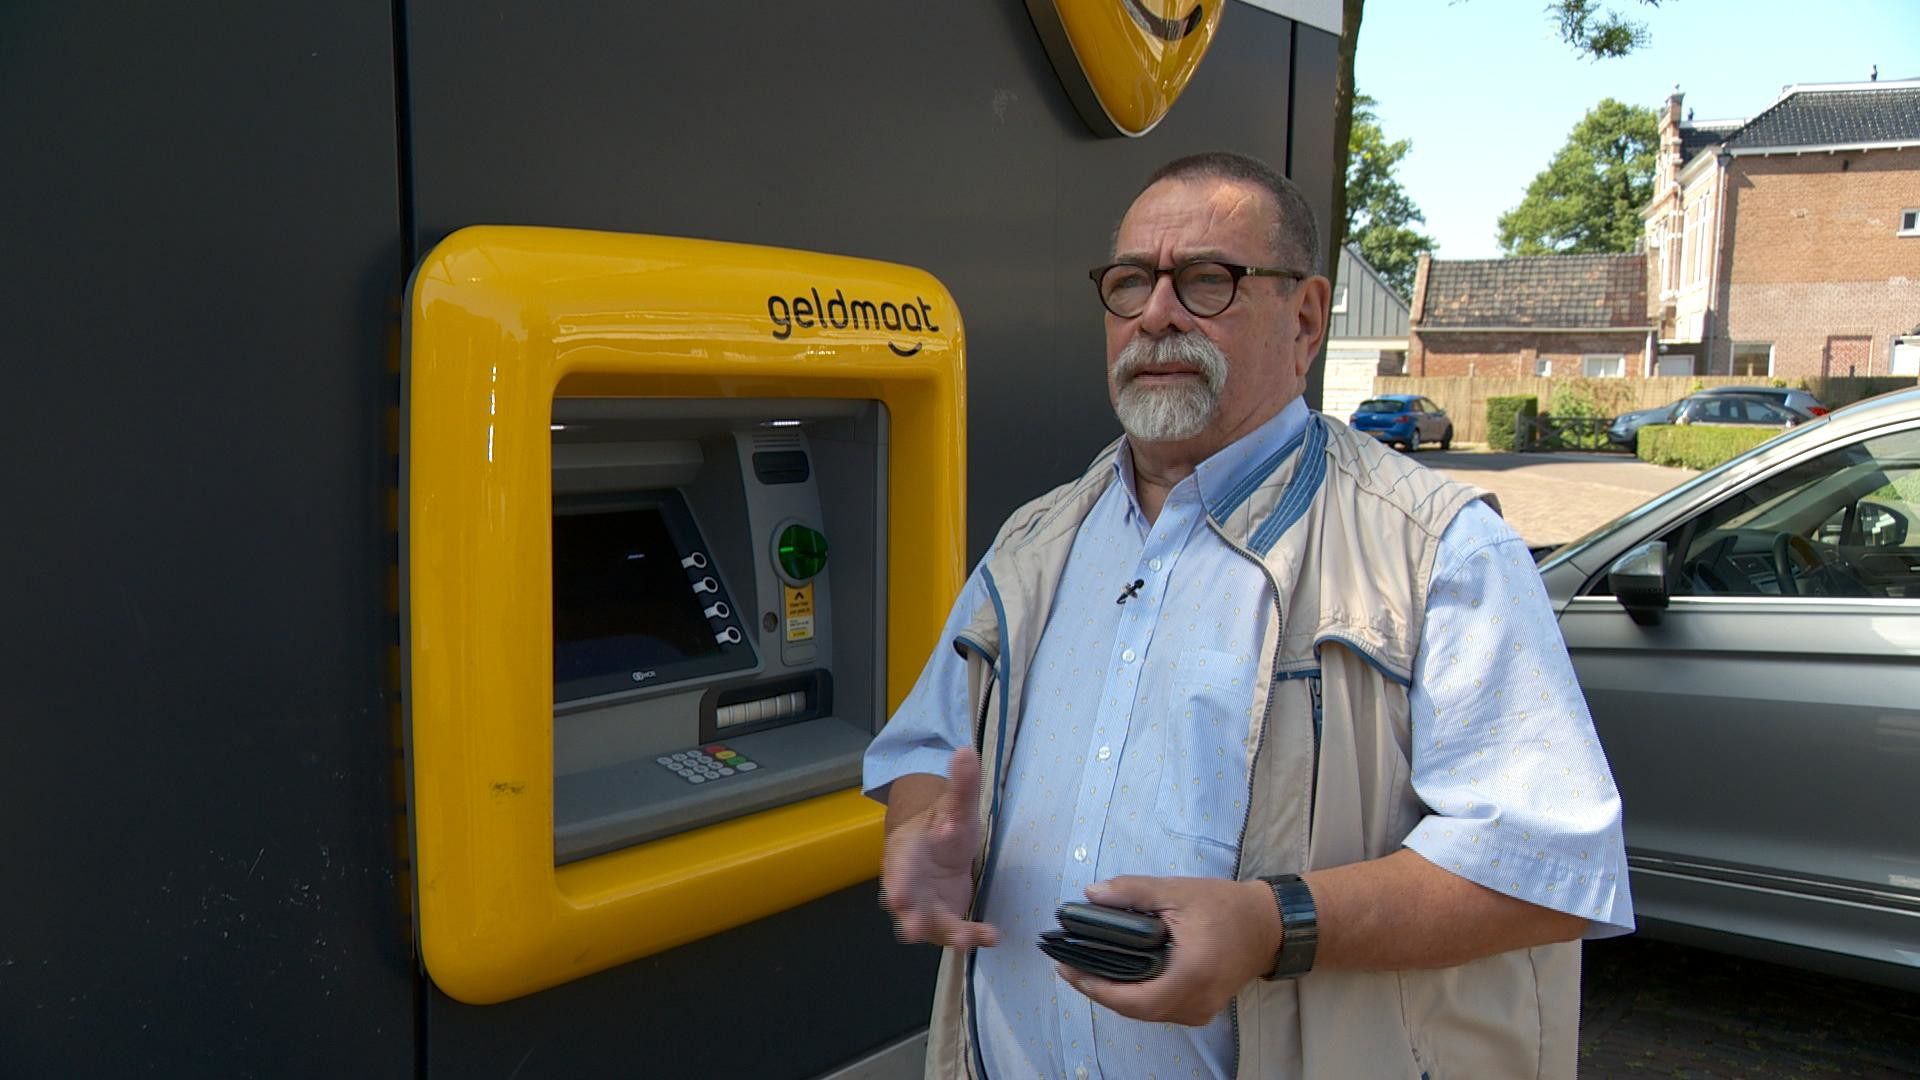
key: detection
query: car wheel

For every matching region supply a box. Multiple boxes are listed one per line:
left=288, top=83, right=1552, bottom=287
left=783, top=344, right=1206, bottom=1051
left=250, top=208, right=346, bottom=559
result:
left=1439, top=425, right=1453, bottom=451
left=1404, top=431, right=1419, bottom=452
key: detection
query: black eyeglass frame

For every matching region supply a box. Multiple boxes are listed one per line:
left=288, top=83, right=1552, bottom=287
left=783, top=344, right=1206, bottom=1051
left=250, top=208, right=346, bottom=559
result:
left=1088, top=260, right=1310, bottom=319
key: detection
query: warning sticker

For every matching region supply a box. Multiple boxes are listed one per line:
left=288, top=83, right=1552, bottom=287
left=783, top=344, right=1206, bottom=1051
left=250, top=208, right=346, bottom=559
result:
left=785, top=583, right=815, bottom=642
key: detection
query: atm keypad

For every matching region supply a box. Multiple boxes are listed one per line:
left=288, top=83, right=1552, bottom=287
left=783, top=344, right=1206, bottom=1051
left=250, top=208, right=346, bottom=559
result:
left=655, top=744, right=760, bottom=784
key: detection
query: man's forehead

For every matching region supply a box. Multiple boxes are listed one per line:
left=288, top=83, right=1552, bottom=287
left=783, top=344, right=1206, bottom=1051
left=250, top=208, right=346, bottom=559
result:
left=1115, top=177, right=1274, bottom=257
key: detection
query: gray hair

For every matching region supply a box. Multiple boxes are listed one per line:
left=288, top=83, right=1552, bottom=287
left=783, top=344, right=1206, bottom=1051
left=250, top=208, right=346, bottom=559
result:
left=1122, top=151, right=1323, bottom=275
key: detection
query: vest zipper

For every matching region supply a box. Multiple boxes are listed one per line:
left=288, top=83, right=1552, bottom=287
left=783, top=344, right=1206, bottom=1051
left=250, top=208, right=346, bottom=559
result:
left=1206, top=518, right=1292, bottom=1080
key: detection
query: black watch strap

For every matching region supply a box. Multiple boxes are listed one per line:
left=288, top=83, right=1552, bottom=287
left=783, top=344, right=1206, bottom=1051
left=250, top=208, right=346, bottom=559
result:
left=1258, top=874, right=1318, bottom=980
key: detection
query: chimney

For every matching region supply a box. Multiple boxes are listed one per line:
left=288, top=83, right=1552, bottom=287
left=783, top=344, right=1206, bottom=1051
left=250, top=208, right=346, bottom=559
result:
left=1410, top=253, right=1432, bottom=324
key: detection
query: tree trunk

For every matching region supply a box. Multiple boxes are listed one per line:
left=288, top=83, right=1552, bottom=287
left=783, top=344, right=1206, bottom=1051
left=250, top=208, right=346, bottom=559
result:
left=1326, top=0, right=1366, bottom=301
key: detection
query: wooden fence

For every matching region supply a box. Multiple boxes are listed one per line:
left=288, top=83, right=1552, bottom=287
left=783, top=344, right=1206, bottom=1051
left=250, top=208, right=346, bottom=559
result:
left=1370, top=376, right=1919, bottom=445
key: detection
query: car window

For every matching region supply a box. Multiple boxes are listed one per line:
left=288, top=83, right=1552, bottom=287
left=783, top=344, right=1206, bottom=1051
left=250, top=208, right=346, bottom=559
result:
left=1738, top=398, right=1793, bottom=423
left=1658, top=426, right=1920, bottom=598
left=1356, top=399, right=1400, bottom=413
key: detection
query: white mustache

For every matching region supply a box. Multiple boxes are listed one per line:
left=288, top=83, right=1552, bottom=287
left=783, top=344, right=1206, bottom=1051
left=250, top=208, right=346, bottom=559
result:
left=1111, top=332, right=1229, bottom=390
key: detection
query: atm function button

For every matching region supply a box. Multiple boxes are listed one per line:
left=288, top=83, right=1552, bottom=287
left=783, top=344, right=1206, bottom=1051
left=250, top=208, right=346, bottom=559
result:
left=735, top=762, right=759, bottom=772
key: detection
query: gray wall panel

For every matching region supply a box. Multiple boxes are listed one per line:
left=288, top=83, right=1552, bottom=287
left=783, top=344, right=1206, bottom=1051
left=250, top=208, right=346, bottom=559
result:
left=0, top=3, right=411, bottom=1076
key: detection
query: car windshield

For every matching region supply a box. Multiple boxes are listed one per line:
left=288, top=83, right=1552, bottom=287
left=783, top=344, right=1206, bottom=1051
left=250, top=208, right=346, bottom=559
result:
left=1356, top=399, right=1404, bottom=413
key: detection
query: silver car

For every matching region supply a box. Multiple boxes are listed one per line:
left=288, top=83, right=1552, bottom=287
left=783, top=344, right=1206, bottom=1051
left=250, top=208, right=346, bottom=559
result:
left=1538, top=387, right=1920, bottom=989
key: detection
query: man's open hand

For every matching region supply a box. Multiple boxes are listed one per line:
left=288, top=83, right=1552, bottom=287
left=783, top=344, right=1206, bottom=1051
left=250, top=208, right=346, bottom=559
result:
left=1055, top=875, right=1280, bottom=1026
left=879, top=747, right=1001, bottom=950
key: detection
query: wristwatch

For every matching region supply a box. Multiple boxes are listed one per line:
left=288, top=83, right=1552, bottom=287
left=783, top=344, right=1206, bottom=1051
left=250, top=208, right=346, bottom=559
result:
left=1257, top=874, right=1319, bottom=980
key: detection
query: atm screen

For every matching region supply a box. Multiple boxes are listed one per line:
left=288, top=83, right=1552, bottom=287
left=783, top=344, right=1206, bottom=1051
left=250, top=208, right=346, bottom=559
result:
left=553, top=493, right=755, bottom=701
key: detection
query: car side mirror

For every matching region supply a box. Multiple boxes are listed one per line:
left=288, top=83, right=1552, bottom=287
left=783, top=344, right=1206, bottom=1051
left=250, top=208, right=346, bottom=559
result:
left=1859, top=502, right=1910, bottom=547
left=1608, top=540, right=1669, bottom=626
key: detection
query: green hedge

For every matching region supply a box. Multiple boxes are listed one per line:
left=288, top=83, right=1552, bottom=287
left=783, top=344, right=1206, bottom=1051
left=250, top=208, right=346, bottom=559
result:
left=1636, top=424, right=1785, bottom=470
left=1485, top=396, right=1538, bottom=452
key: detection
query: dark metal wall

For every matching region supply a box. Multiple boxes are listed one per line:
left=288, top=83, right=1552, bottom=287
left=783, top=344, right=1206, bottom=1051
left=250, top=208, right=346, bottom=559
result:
left=405, top=0, right=1308, bottom=563
left=0, top=3, right=413, bottom=1076
left=0, top=1, right=1333, bottom=1076
left=403, top=5, right=1315, bottom=1075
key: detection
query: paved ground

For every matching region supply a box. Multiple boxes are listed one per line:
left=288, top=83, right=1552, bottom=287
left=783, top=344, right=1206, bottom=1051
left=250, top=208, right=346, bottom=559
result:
left=1417, top=447, right=1701, bottom=549
left=1583, top=937, right=1920, bottom=1077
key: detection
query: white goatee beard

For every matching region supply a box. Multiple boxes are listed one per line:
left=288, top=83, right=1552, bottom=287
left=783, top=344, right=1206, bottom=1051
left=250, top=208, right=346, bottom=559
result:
left=1109, top=332, right=1230, bottom=442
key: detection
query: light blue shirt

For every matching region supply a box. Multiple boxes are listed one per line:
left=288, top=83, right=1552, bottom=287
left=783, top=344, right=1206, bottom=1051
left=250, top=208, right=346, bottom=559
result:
left=865, top=399, right=1633, bottom=1080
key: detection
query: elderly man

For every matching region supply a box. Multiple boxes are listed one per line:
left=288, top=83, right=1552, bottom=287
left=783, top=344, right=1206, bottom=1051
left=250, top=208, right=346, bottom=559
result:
left=864, top=151, right=1632, bottom=1079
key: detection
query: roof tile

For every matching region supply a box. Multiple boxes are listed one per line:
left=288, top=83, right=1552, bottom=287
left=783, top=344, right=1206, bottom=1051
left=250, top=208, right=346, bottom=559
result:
left=1726, top=84, right=1920, bottom=150
left=1416, top=254, right=1647, bottom=330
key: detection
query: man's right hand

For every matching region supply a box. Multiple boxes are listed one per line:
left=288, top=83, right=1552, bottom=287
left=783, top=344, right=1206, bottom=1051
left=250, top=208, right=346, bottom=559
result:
left=879, top=747, right=1001, bottom=950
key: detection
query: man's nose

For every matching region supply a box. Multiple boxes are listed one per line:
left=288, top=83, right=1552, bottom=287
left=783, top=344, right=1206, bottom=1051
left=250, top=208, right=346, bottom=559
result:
left=1134, top=270, right=1195, bottom=335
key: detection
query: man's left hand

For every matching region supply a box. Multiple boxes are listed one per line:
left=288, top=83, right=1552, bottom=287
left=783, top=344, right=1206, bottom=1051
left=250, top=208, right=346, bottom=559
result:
left=1056, top=875, right=1281, bottom=1027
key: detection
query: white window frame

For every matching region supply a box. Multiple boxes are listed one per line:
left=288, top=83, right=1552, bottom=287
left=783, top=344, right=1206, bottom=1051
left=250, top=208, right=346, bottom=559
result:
left=1731, top=341, right=1775, bottom=377
left=1900, top=208, right=1920, bottom=236
left=1533, top=357, right=1553, bottom=376
left=1582, top=354, right=1625, bottom=378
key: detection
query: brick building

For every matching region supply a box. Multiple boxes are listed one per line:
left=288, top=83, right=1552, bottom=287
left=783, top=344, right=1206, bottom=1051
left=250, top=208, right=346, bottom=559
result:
left=1407, top=252, right=1652, bottom=377
left=1643, top=79, right=1920, bottom=378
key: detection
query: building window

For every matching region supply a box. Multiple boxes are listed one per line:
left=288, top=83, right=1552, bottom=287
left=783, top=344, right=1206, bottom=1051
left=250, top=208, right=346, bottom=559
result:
left=1732, top=342, right=1774, bottom=377
left=1900, top=208, right=1920, bottom=236
left=1331, top=285, right=1349, bottom=313
left=1582, top=355, right=1624, bottom=378
left=1533, top=357, right=1553, bottom=376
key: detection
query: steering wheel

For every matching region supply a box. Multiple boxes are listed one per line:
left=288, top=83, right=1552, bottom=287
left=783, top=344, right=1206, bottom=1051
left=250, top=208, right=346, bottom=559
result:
left=1772, top=532, right=1824, bottom=596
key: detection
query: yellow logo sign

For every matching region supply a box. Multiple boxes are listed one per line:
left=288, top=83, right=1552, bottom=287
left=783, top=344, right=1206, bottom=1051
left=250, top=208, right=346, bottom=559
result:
left=1026, top=0, right=1224, bottom=138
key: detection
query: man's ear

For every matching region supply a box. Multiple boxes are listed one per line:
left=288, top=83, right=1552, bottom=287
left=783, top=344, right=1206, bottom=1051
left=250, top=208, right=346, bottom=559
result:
left=1292, top=275, right=1332, bottom=363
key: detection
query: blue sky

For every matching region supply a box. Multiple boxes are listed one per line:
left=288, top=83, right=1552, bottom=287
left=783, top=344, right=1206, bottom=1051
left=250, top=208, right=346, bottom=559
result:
left=1351, top=0, right=1920, bottom=258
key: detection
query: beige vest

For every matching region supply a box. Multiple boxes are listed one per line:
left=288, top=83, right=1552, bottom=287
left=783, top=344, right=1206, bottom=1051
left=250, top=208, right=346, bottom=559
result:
left=923, top=416, right=1580, bottom=1080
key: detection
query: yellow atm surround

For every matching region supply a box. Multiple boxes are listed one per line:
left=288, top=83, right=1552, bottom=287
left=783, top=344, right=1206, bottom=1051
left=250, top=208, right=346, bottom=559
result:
left=406, top=226, right=965, bottom=1004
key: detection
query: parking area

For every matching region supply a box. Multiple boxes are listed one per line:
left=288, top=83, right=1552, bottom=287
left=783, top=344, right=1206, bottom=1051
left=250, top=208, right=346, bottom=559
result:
left=1419, top=448, right=1700, bottom=549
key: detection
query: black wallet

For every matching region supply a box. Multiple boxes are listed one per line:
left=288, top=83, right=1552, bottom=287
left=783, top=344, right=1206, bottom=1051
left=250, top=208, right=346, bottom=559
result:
left=1036, top=902, right=1170, bottom=982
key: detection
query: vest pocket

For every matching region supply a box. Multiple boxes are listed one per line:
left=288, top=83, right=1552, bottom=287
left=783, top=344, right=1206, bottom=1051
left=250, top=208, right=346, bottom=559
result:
left=1153, top=647, right=1251, bottom=850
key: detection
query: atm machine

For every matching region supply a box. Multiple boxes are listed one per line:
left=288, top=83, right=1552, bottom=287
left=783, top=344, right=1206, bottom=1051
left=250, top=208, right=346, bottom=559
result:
left=406, top=226, right=965, bottom=1007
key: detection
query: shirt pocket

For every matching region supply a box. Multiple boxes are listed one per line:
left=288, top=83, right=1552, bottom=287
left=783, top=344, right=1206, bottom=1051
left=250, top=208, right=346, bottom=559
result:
left=1153, top=646, right=1253, bottom=851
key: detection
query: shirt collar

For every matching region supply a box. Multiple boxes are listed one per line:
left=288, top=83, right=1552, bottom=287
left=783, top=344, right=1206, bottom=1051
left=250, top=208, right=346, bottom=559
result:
left=1111, top=397, right=1312, bottom=521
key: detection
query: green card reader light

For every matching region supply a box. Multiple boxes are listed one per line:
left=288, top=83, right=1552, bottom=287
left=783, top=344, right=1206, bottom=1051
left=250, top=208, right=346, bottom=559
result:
left=776, top=524, right=829, bottom=582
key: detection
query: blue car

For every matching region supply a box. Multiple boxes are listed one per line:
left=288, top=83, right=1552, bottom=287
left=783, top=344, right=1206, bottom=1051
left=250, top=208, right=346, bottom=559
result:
left=1349, top=394, right=1454, bottom=451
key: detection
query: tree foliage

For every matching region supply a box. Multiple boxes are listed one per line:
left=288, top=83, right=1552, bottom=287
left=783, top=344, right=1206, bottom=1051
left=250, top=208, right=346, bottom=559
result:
left=1496, top=98, right=1659, bottom=256
left=1328, top=1, right=1670, bottom=299
left=1343, top=94, right=1433, bottom=298
left=1550, top=0, right=1664, bottom=58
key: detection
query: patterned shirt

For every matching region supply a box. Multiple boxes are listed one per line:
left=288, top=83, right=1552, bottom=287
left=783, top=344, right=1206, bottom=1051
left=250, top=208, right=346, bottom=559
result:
left=865, top=400, right=1634, bottom=1080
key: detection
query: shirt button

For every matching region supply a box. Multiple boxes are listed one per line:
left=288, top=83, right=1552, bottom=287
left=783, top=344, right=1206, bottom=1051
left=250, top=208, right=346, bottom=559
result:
left=1148, top=558, right=1163, bottom=572
left=1073, top=845, right=1088, bottom=862
left=1121, top=648, right=1136, bottom=663
left=1097, top=745, right=1112, bottom=761
left=1076, top=1068, right=1089, bottom=1080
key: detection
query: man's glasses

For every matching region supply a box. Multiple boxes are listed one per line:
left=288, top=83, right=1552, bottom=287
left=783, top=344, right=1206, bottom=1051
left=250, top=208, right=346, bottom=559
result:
left=1089, top=260, right=1307, bottom=319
